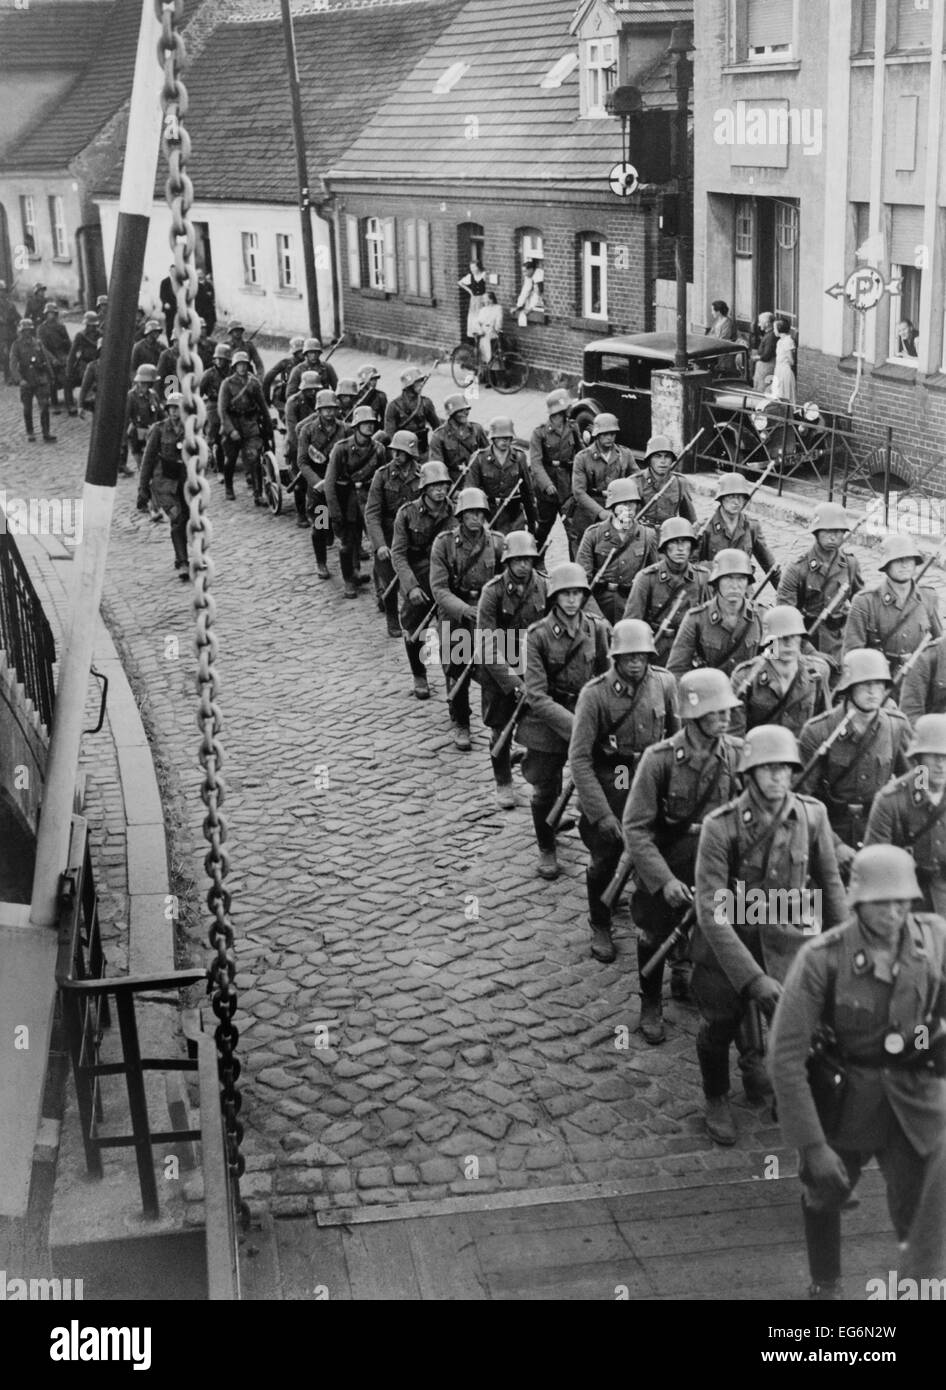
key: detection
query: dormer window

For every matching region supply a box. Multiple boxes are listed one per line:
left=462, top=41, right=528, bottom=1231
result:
left=582, top=38, right=617, bottom=117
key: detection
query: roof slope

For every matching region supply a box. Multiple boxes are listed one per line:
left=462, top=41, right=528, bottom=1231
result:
left=0, top=2, right=108, bottom=72
left=327, top=0, right=672, bottom=191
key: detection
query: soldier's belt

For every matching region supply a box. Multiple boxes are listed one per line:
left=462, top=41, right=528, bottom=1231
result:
left=602, top=582, right=632, bottom=596
left=825, top=796, right=866, bottom=816
left=551, top=690, right=580, bottom=712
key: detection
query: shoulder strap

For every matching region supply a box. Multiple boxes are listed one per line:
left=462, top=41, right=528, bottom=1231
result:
left=825, top=709, right=881, bottom=796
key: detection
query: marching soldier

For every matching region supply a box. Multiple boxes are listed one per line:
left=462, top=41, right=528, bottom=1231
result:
left=843, top=534, right=941, bottom=680
left=623, top=669, right=744, bottom=1041
left=624, top=517, right=707, bottom=666
left=125, top=364, right=164, bottom=484
left=285, top=337, right=332, bottom=398
left=570, top=621, right=678, bottom=964
left=391, top=460, right=456, bottom=699
left=67, top=311, right=101, bottom=393
left=154, top=339, right=181, bottom=398
left=570, top=412, right=636, bottom=546
left=770, top=845, right=946, bottom=1301
left=38, top=303, right=74, bottom=414
left=225, top=320, right=265, bottom=379
left=476, top=531, right=547, bottom=808
left=324, top=405, right=386, bottom=599
left=577, top=475, right=658, bottom=624
left=137, top=392, right=190, bottom=579
left=516, top=562, right=611, bottom=880
left=730, top=605, right=831, bottom=737
left=697, top=473, right=779, bottom=587
left=336, top=377, right=359, bottom=418
left=77, top=348, right=100, bottom=416
left=9, top=319, right=56, bottom=443
left=798, top=648, right=912, bottom=872
left=901, top=633, right=946, bottom=726
left=430, top=488, right=505, bottom=749
left=355, top=365, right=388, bottom=425
left=218, top=350, right=274, bottom=504
left=429, top=393, right=488, bottom=484
left=131, top=319, right=165, bottom=375
left=530, top=390, right=583, bottom=556
left=634, top=435, right=697, bottom=530
left=466, top=417, right=537, bottom=537
left=262, top=335, right=305, bottom=415
left=694, top=725, right=846, bottom=1144
left=284, top=369, right=322, bottom=527
left=297, top=389, right=348, bottom=576
left=24, top=282, right=47, bottom=323
left=365, top=430, right=422, bottom=639
left=0, top=279, right=20, bottom=383
left=667, top=548, right=764, bottom=678
left=384, top=366, right=441, bottom=460
left=865, top=714, right=946, bottom=917
left=777, top=502, right=864, bottom=674
left=198, top=342, right=231, bottom=476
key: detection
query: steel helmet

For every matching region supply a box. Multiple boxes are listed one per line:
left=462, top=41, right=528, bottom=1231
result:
left=229, top=320, right=245, bottom=333
left=679, top=669, right=740, bottom=719
left=605, top=475, right=642, bottom=508
left=907, top=714, right=946, bottom=760
left=455, top=487, right=490, bottom=516
left=489, top=416, right=515, bottom=439
left=503, top=530, right=538, bottom=561
left=96, top=294, right=108, bottom=308
left=738, top=724, right=802, bottom=773
left=848, top=845, right=921, bottom=905
left=351, top=405, right=378, bottom=428
left=165, top=391, right=183, bottom=408
left=289, top=335, right=306, bottom=352
left=762, top=605, right=807, bottom=643
left=835, top=647, right=892, bottom=693
left=444, top=393, right=470, bottom=417
left=810, top=502, right=852, bottom=533
left=231, top=350, right=250, bottom=366
left=610, top=619, right=657, bottom=657
left=83, top=311, right=100, bottom=325
left=658, top=517, right=697, bottom=550
left=644, top=434, right=676, bottom=461
left=390, top=430, right=420, bottom=458
left=591, top=412, right=620, bottom=438
left=709, top=548, right=754, bottom=583
left=43, top=301, right=58, bottom=314
left=879, top=534, right=924, bottom=570
left=17, top=318, right=33, bottom=331
left=545, top=389, right=571, bottom=416
left=316, top=389, right=339, bottom=409
left=213, top=342, right=232, bottom=360
left=400, top=366, right=424, bottom=388
left=336, top=377, right=358, bottom=397
left=33, top=281, right=45, bottom=290
left=303, top=336, right=322, bottom=352
left=715, top=473, right=753, bottom=499
left=144, top=318, right=162, bottom=334
left=134, top=363, right=158, bottom=382
left=299, top=370, right=321, bottom=390
left=418, top=461, right=451, bottom=489
left=358, top=364, right=381, bottom=383
left=547, top=562, right=591, bottom=600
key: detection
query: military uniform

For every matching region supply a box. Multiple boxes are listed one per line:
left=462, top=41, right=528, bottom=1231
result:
left=229, top=336, right=265, bottom=379
left=697, top=507, right=776, bottom=575
left=667, top=596, right=764, bottom=678
left=570, top=443, right=637, bottom=542
left=635, top=469, right=697, bottom=531
left=67, top=328, right=99, bottom=389
left=198, top=362, right=229, bottom=467
left=0, top=288, right=20, bottom=383
left=324, top=433, right=386, bottom=587
left=391, top=494, right=456, bottom=679
left=844, top=578, right=943, bottom=680
left=77, top=358, right=98, bottom=413
left=730, top=652, right=831, bottom=737
left=154, top=345, right=182, bottom=398
left=693, top=785, right=847, bottom=1101
left=530, top=417, right=583, bottom=553
left=798, top=704, right=912, bottom=851
left=475, top=568, right=547, bottom=786
left=516, top=609, right=611, bottom=852
left=38, top=317, right=73, bottom=411
left=429, top=416, right=489, bottom=483
left=283, top=388, right=318, bottom=519
left=777, top=543, right=863, bottom=671
left=430, top=526, right=505, bottom=731
left=138, top=416, right=188, bottom=569
left=130, top=335, right=163, bottom=375
left=624, top=560, right=708, bottom=666
left=262, top=352, right=304, bottom=413
left=900, top=636, right=946, bottom=726
left=577, top=520, right=658, bottom=625
left=219, top=372, right=274, bottom=499
left=465, top=444, right=537, bottom=536
left=9, top=334, right=55, bottom=439
left=286, top=356, right=337, bottom=398
left=365, top=460, right=421, bottom=631
left=570, top=666, right=679, bottom=933
left=865, top=772, right=946, bottom=917
left=383, top=391, right=441, bottom=460
left=297, top=413, right=348, bottom=565
left=125, top=385, right=164, bottom=465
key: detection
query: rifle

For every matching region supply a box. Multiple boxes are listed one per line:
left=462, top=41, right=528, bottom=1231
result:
left=806, top=579, right=853, bottom=640
left=545, top=778, right=575, bottom=832
left=792, top=710, right=854, bottom=789
left=379, top=461, right=476, bottom=606
left=652, top=589, right=689, bottom=649
left=321, top=334, right=345, bottom=365
left=749, top=561, right=779, bottom=601
left=396, top=356, right=445, bottom=434
left=639, top=906, right=696, bottom=979
left=490, top=690, right=527, bottom=763
left=601, top=848, right=637, bottom=912
left=891, top=633, right=937, bottom=694
left=911, top=533, right=946, bottom=588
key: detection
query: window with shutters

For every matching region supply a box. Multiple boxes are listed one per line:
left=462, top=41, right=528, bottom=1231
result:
left=241, top=231, right=260, bottom=286
left=732, top=0, right=794, bottom=63
left=49, top=196, right=68, bottom=259
left=890, top=0, right=932, bottom=52
left=852, top=0, right=876, bottom=53
left=404, top=218, right=432, bottom=299
left=364, top=217, right=385, bottom=290
left=733, top=200, right=755, bottom=327
left=19, top=195, right=37, bottom=256
left=276, top=232, right=295, bottom=290
left=582, top=38, right=617, bottom=116
left=346, top=215, right=398, bottom=295
left=889, top=265, right=922, bottom=361
left=579, top=233, right=608, bottom=321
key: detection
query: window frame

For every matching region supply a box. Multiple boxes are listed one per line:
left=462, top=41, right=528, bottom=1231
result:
left=582, top=37, right=617, bottom=118
left=404, top=217, right=432, bottom=299
left=888, top=262, right=922, bottom=366
left=889, top=0, right=933, bottom=54
left=580, top=233, right=608, bottom=322
left=20, top=194, right=37, bottom=256
left=732, top=0, right=796, bottom=65
left=48, top=195, right=68, bottom=259
left=241, top=230, right=261, bottom=287
left=276, top=231, right=295, bottom=290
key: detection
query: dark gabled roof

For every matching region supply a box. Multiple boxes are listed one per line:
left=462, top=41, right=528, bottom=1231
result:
left=0, top=2, right=108, bottom=71
left=95, top=0, right=465, bottom=202
left=326, top=0, right=674, bottom=192
left=3, top=0, right=201, bottom=172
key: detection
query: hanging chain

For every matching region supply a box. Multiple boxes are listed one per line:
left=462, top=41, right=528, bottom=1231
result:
left=156, top=0, right=247, bottom=1218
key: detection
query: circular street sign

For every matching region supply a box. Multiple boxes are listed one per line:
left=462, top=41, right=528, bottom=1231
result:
left=609, top=162, right=639, bottom=197
left=843, top=266, right=886, bottom=312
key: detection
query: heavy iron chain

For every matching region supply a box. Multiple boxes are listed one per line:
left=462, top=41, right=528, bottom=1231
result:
left=156, top=0, right=247, bottom=1218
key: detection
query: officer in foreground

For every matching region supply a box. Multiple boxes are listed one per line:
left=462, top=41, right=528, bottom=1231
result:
left=769, top=845, right=946, bottom=1300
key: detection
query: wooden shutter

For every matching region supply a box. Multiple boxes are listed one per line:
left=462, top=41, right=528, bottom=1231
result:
left=896, top=0, right=932, bottom=50
left=889, top=205, right=925, bottom=266
left=346, top=214, right=361, bottom=288
left=747, top=0, right=791, bottom=48
left=404, top=218, right=418, bottom=295
left=382, top=217, right=397, bottom=294
left=417, top=219, right=431, bottom=298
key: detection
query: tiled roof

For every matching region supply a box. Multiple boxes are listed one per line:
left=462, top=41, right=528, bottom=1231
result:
left=0, top=2, right=108, bottom=71
left=327, top=0, right=675, bottom=193
left=95, top=1, right=465, bottom=202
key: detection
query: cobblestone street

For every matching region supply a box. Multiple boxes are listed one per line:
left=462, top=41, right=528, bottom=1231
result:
left=1, top=366, right=934, bottom=1220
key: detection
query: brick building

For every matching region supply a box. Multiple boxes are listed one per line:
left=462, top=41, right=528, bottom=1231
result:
left=326, top=0, right=691, bottom=389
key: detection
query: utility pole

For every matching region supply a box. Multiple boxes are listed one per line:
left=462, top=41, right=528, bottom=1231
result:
left=280, top=0, right=321, bottom=340
left=668, top=23, right=694, bottom=372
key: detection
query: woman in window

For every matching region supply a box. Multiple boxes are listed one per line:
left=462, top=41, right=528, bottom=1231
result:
left=896, top=319, right=919, bottom=358
left=475, top=291, right=504, bottom=366
left=770, top=318, right=797, bottom=403
left=458, top=259, right=488, bottom=340
left=516, top=258, right=545, bottom=324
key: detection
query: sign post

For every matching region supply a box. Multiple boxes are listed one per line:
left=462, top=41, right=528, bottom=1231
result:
left=826, top=264, right=901, bottom=413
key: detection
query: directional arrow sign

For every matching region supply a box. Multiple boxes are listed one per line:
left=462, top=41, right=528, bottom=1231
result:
left=825, top=282, right=845, bottom=300
left=609, top=162, right=639, bottom=197
left=825, top=265, right=898, bottom=311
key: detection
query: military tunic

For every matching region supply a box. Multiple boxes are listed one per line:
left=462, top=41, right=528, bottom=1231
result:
left=429, top=417, right=489, bottom=482
left=697, top=507, right=777, bottom=576
left=130, top=336, right=163, bottom=375
left=125, top=385, right=164, bottom=458
left=667, top=597, right=764, bottom=678
left=730, top=653, right=831, bottom=737
left=476, top=570, right=547, bottom=735
left=383, top=391, right=441, bottom=459
left=229, top=337, right=266, bottom=379
left=577, top=520, right=658, bottom=624
left=138, top=417, right=188, bottom=567
left=900, top=636, right=946, bottom=726
left=365, top=462, right=421, bottom=625
left=624, top=561, right=708, bottom=665
left=430, top=526, right=505, bottom=728
left=635, top=469, right=697, bottom=530
left=198, top=363, right=229, bottom=453
left=530, top=417, right=584, bottom=551
left=39, top=318, right=72, bottom=407
left=865, top=771, right=946, bottom=917
left=798, top=704, right=912, bottom=850
left=67, top=329, right=99, bottom=388
left=843, top=578, right=942, bottom=678
left=465, top=444, right=537, bottom=536
left=777, top=543, right=863, bottom=669
left=262, top=352, right=304, bottom=411
left=391, top=496, right=456, bottom=649
left=570, top=443, right=637, bottom=540
left=296, top=414, right=347, bottom=514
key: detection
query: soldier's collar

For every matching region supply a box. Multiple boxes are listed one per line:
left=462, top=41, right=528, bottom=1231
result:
left=551, top=608, right=582, bottom=638
left=741, top=782, right=796, bottom=824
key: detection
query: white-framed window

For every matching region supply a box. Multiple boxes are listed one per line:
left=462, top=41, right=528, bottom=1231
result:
left=404, top=218, right=431, bottom=298
left=20, top=195, right=37, bottom=255
left=888, top=263, right=922, bottom=364
left=276, top=232, right=295, bottom=289
left=364, top=217, right=386, bottom=290
left=48, top=195, right=68, bottom=258
left=346, top=215, right=398, bottom=293
left=891, top=0, right=932, bottom=52
left=580, top=234, right=608, bottom=321
left=582, top=38, right=616, bottom=117
left=517, top=228, right=546, bottom=309
left=733, top=0, right=794, bottom=64
left=241, top=231, right=260, bottom=286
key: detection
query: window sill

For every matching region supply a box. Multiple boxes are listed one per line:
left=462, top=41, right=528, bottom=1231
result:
left=403, top=293, right=437, bottom=308
left=273, top=288, right=303, bottom=299
left=27, top=253, right=42, bottom=262
left=872, top=362, right=922, bottom=384
left=518, top=309, right=549, bottom=326
left=722, top=60, right=802, bottom=75
left=240, top=284, right=267, bottom=295
left=567, top=315, right=611, bottom=333
left=52, top=256, right=72, bottom=265
left=358, top=286, right=394, bottom=300
left=885, top=52, right=933, bottom=64
left=923, top=373, right=946, bottom=393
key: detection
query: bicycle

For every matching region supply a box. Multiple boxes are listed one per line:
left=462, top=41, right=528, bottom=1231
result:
left=450, top=334, right=529, bottom=395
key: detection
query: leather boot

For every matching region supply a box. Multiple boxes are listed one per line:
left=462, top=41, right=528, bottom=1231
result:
left=590, top=924, right=616, bottom=964
left=637, top=938, right=666, bottom=1043
left=451, top=721, right=472, bottom=751
left=704, top=1095, right=736, bottom=1146
left=405, top=639, right=429, bottom=699
left=531, top=805, right=558, bottom=879
left=494, top=781, right=516, bottom=810
left=802, top=1198, right=842, bottom=1296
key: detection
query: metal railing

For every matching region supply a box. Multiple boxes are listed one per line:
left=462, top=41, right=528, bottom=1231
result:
left=0, top=525, right=57, bottom=729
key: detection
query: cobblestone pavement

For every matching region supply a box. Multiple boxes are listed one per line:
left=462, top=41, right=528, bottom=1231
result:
left=2, top=371, right=940, bottom=1219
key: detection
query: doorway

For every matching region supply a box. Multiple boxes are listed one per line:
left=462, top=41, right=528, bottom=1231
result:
left=456, top=221, right=484, bottom=341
